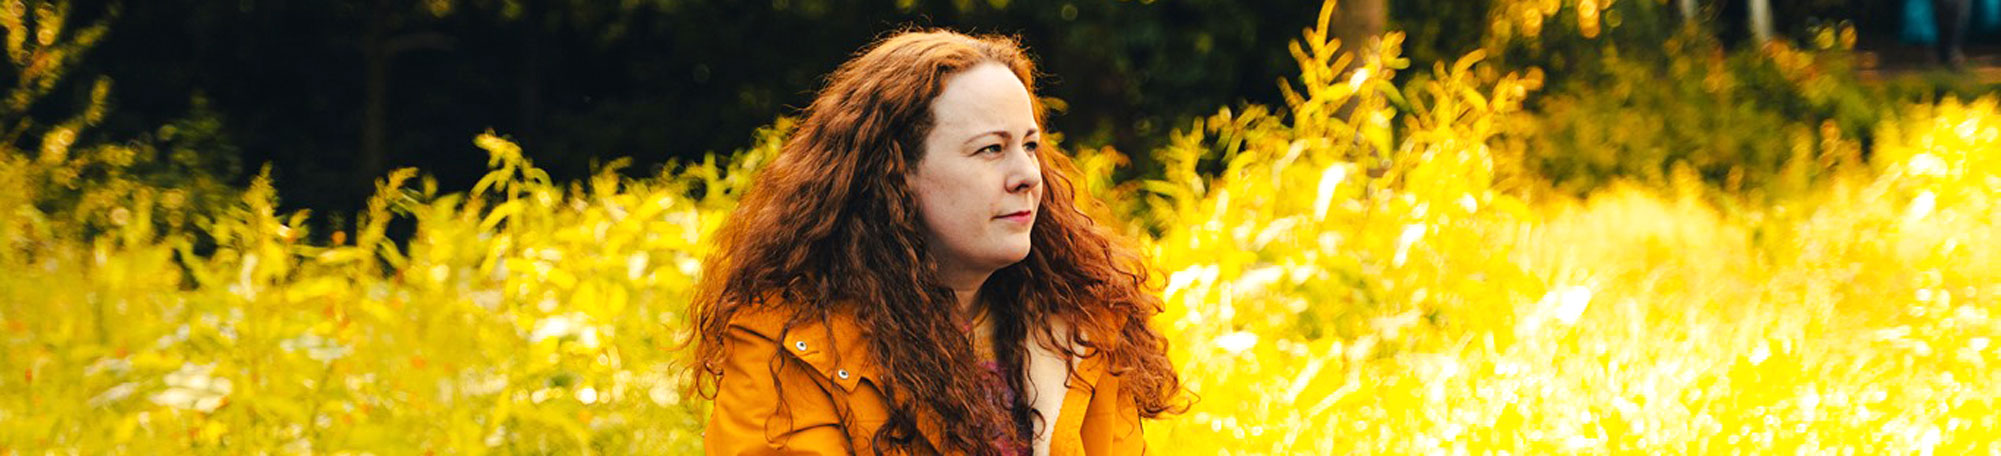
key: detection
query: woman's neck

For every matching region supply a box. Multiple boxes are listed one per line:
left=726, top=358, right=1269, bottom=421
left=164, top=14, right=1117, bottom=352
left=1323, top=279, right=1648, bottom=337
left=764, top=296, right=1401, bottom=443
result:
left=954, top=286, right=983, bottom=316
left=937, top=263, right=993, bottom=317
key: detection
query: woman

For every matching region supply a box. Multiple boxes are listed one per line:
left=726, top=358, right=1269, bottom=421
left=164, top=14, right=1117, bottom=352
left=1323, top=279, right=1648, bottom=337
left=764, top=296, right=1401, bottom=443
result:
left=690, top=30, right=1186, bottom=455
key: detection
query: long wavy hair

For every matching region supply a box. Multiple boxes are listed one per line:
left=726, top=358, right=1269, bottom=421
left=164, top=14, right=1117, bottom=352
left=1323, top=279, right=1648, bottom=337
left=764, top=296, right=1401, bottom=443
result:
left=690, top=29, right=1185, bottom=455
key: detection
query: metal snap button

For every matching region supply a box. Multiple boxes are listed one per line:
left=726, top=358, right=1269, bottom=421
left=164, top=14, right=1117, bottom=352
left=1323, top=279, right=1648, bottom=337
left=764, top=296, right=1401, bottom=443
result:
left=837, top=369, right=850, bottom=379
left=794, top=341, right=808, bottom=351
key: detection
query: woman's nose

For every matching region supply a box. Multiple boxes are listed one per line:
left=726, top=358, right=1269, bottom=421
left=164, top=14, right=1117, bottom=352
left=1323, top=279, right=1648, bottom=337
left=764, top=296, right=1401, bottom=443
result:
left=1006, top=147, right=1041, bottom=194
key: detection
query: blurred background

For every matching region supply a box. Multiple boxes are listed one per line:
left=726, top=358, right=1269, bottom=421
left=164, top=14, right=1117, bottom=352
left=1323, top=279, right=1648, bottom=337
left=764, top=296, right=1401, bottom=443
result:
left=27, top=0, right=1996, bottom=218
left=10, top=1, right=2001, bottom=452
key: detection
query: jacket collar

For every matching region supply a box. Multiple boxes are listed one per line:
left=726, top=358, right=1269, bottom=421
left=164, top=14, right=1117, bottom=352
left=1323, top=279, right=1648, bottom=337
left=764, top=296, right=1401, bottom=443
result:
left=730, top=304, right=881, bottom=391
left=730, top=303, right=1111, bottom=452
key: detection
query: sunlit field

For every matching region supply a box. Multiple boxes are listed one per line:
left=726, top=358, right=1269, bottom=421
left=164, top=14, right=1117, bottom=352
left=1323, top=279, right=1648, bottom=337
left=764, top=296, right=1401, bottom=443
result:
left=5, top=0, right=1999, bottom=453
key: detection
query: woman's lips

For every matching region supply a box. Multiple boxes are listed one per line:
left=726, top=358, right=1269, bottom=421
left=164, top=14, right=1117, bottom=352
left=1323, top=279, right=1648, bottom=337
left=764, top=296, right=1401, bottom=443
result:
left=996, top=210, right=1034, bottom=223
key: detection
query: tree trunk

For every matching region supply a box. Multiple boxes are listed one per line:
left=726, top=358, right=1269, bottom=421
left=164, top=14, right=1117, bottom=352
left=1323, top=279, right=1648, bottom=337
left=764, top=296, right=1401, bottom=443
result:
left=1334, top=0, right=1387, bottom=64
left=517, top=0, right=543, bottom=149
left=361, top=0, right=389, bottom=197
left=1679, top=0, right=1699, bottom=24
left=1333, top=0, right=1388, bottom=175
left=1748, top=0, right=1774, bottom=43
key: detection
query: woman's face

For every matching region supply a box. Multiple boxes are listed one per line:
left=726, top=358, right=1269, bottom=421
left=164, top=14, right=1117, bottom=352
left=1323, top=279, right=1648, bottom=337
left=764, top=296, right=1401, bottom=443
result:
left=908, top=62, right=1044, bottom=279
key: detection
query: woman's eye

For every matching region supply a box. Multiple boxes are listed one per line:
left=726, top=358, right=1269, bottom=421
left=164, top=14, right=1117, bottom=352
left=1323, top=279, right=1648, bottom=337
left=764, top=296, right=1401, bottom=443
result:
left=1024, top=141, right=1039, bottom=154
left=978, top=144, right=1003, bottom=155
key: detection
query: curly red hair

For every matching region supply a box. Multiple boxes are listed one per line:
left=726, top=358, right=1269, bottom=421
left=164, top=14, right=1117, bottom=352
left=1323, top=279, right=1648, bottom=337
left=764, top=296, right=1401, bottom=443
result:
left=690, top=29, right=1186, bottom=454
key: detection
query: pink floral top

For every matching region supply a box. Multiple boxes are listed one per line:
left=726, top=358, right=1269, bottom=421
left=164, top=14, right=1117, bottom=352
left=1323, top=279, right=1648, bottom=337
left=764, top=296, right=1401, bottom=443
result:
left=967, top=313, right=1029, bottom=456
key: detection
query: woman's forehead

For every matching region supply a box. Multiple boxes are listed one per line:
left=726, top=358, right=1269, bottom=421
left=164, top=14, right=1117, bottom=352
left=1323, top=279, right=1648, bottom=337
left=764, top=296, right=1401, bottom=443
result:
left=929, top=63, right=1038, bottom=135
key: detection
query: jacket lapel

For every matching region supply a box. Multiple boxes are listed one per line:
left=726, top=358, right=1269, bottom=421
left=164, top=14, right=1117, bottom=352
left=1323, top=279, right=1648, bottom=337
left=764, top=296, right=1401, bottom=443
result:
left=746, top=305, right=1113, bottom=455
left=1049, top=342, right=1107, bottom=455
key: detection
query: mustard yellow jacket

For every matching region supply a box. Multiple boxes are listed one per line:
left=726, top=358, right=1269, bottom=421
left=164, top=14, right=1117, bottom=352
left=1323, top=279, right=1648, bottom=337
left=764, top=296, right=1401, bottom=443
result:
left=705, top=306, right=1146, bottom=455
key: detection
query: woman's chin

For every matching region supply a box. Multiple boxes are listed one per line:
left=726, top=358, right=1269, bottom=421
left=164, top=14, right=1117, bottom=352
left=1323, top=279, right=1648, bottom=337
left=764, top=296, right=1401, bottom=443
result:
left=988, top=245, right=1033, bottom=267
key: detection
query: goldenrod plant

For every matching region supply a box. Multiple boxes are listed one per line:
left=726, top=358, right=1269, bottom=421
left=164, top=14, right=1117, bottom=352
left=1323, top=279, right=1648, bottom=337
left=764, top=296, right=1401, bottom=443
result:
left=3, top=0, right=1998, bottom=453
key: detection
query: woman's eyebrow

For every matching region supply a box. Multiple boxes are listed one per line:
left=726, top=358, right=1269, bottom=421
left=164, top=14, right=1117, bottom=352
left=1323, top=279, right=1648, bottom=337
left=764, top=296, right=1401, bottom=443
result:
left=960, top=128, right=1040, bottom=146
left=962, top=130, right=1009, bottom=146
left=960, top=127, right=1040, bottom=147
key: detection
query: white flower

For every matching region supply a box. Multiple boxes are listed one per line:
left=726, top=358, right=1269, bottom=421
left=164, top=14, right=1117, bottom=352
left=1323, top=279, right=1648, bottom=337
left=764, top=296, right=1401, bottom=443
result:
left=1234, top=265, right=1286, bottom=296
left=532, top=313, right=604, bottom=348
left=649, top=383, right=680, bottom=406
left=1549, top=285, right=1593, bottom=325
left=1907, top=153, right=1949, bottom=177
left=1393, top=223, right=1425, bottom=267
left=1749, top=341, right=1772, bottom=365
left=1215, top=331, right=1258, bottom=354
left=89, top=382, right=138, bottom=407
left=676, top=255, right=701, bottom=276
left=151, top=363, right=232, bottom=412
left=1904, top=191, right=1936, bottom=223
left=280, top=333, right=352, bottom=362
left=1313, top=163, right=1348, bottom=221
left=531, top=315, right=578, bottom=342
left=626, top=252, right=650, bottom=280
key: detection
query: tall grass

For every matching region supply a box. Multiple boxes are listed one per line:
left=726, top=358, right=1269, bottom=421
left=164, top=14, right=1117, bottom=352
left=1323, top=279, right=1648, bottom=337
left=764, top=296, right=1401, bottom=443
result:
left=3, top=0, right=1998, bottom=453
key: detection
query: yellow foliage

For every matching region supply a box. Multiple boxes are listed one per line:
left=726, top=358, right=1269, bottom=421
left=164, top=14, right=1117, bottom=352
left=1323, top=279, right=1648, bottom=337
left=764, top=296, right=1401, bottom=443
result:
left=4, top=0, right=1999, bottom=453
